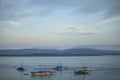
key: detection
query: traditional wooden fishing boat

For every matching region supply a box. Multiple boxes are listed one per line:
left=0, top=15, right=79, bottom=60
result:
left=54, top=62, right=64, bottom=71
left=54, top=65, right=64, bottom=71
left=74, top=68, right=88, bottom=74
left=74, top=64, right=88, bottom=74
left=31, top=71, right=55, bottom=76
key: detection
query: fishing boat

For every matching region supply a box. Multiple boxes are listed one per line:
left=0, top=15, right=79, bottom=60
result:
left=54, top=62, right=64, bottom=71
left=54, top=65, right=64, bottom=71
left=17, top=67, right=24, bottom=71
left=30, top=71, right=55, bottom=76
left=74, top=64, right=88, bottom=74
left=16, top=62, right=24, bottom=71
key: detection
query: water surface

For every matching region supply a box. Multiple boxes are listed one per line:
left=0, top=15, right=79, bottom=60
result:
left=0, top=56, right=120, bottom=80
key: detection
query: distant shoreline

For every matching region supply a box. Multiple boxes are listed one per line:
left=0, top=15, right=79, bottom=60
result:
left=0, top=48, right=120, bottom=57
left=0, top=54, right=120, bottom=57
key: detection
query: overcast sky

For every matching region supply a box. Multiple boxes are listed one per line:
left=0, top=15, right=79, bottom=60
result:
left=0, top=0, right=120, bottom=49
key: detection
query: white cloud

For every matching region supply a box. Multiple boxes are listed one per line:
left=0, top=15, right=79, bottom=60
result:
left=96, top=15, right=120, bottom=26
left=58, top=25, right=101, bottom=35
left=7, top=21, right=20, bottom=26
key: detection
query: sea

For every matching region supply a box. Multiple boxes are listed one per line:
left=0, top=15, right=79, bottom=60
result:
left=0, top=56, right=120, bottom=80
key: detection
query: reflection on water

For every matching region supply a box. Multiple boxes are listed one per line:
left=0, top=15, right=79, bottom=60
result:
left=0, top=56, right=120, bottom=80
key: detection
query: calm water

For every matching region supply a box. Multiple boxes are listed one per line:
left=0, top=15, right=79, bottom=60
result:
left=0, top=56, right=120, bottom=80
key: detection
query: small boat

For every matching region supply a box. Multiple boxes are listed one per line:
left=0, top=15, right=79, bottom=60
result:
left=54, top=65, right=64, bottom=71
left=16, top=62, right=24, bottom=71
left=30, top=71, right=55, bottom=76
left=75, top=64, right=88, bottom=74
left=17, top=67, right=24, bottom=71
left=54, top=62, right=64, bottom=71
left=74, top=69, right=88, bottom=74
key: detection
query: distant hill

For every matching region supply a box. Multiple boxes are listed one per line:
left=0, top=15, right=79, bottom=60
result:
left=0, top=48, right=120, bottom=56
left=0, top=49, right=61, bottom=56
left=62, top=48, right=120, bottom=56
left=73, top=45, right=120, bottom=51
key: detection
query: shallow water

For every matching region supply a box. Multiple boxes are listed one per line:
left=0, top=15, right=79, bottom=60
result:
left=0, top=56, right=120, bottom=80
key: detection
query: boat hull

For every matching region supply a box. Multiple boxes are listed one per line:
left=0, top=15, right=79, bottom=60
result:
left=74, top=70, right=88, bottom=74
left=17, top=67, right=24, bottom=71
left=31, top=71, right=55, bottom=76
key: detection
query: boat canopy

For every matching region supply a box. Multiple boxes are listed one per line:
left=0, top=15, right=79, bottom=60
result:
left=56, top=66, right=62, bottom=68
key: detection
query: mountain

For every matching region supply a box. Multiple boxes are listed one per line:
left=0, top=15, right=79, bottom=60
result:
left=0, top=48, right=120, bottom=56
left=62, top=48, right=120, bottom=56
left=73, top=45, right=120, bottom=51
left=0, top=49, right=61, bottom=56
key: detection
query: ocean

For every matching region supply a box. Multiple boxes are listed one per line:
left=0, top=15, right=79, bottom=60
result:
left=0, top=56, right=120, bottom=80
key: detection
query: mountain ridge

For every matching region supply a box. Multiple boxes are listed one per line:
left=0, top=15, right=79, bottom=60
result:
left=0, top=48, right=120, bottom=56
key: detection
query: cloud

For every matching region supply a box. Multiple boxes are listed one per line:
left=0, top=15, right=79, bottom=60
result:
left=0, top=0, right=120, bottom=21
left=96, top=15, right=120, bottom=26
left=7, top=21, right=20, bottom=26
left=0, top=0, right=30, bottom=21
left=0, top=21, right=19, bottom=32
left=57, top=25, right=101, bottom=35
left=77, top=0, right=120, bottom=19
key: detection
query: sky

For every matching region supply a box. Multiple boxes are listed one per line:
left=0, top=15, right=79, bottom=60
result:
left=0, top=0, right=120, bottom=50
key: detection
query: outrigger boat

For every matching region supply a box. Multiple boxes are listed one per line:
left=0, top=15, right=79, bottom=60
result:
left=74, top=64, right=88, bottom=74
left=30, top=71, right=55, bottom=76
